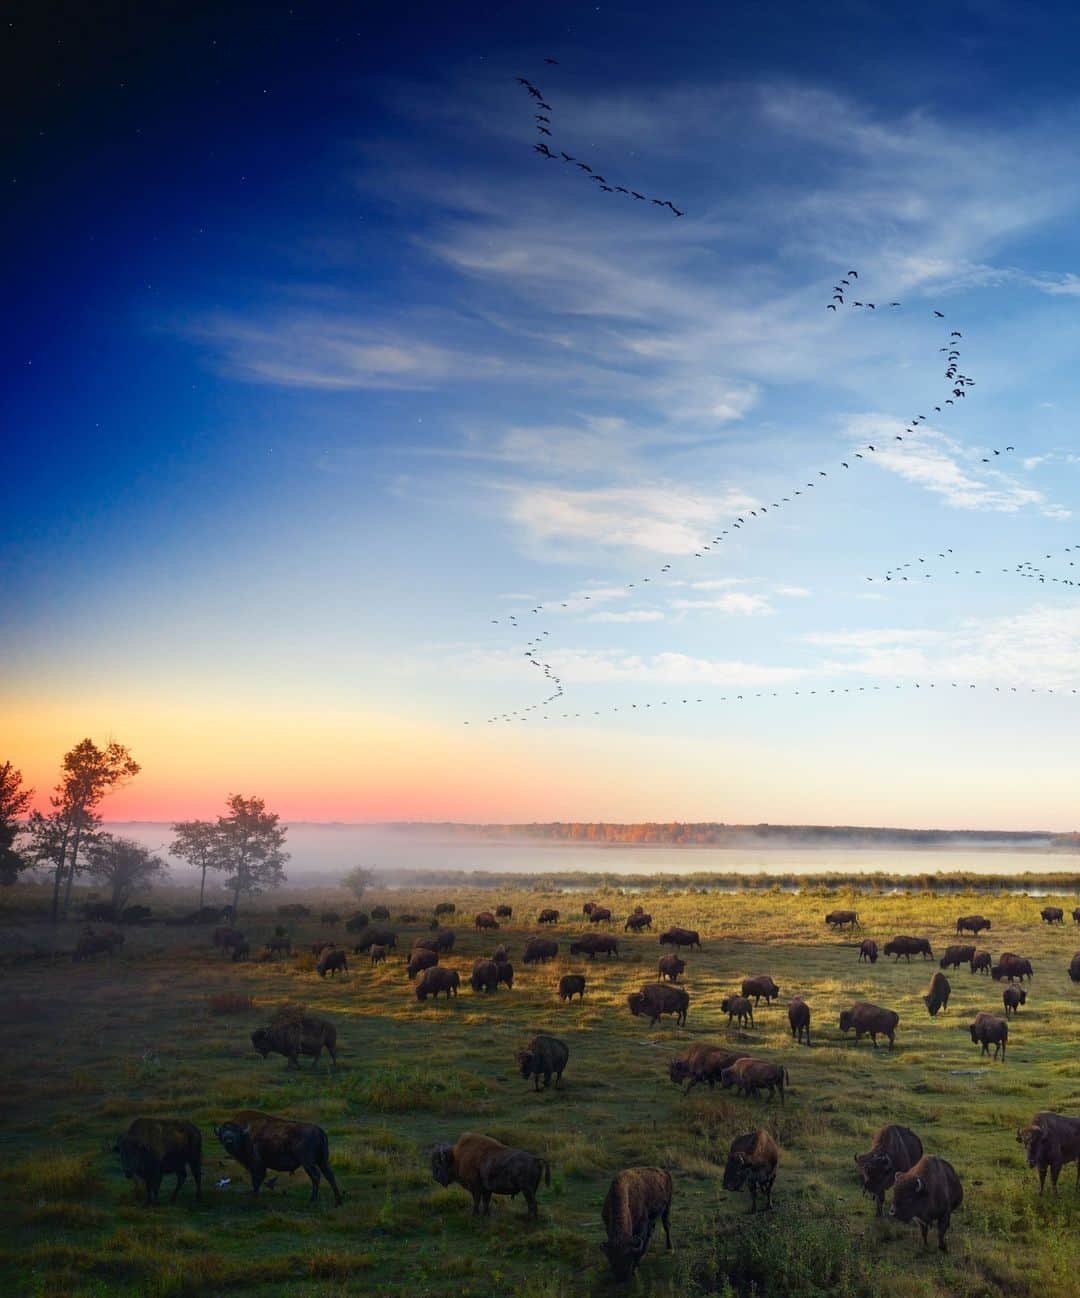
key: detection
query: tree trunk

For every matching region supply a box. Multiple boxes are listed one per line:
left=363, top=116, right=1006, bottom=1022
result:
left=199, top=865, right=207, bottom=909
left=49, top=827, right=71, bottom=924
left=232, top=874, right=242, bottom=921
left=61, top=820, right=85, bottom=918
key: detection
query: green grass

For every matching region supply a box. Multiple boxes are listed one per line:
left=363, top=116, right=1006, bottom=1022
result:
left=1, top=881, right=1079, bottom=1295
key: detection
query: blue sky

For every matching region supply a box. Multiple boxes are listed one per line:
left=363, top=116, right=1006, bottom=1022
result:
left=7, top=1, right=1080, bottom=826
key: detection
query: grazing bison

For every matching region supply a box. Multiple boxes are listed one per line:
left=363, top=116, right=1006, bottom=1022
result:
left=516, top=1034, right=569, bottom=1091
left=569, top=933, right=619, bottom=959
left=624, top=912, right=652, bottom=932
left=538, top=908, right=559, bottom=924
left=719, top=1057, right=789, bottom=1104
left=969, top=1012, right=1008, bottom=1059
left=601, top=1167, right=673, bottom=1281
left=923, top=971, right=951, bottom=1017
left=495, top=904, right=512, bottom=918
left=471, top=959, right=499, bottom=994
left=491, top=943, right=509, bottom=962
left=115, top=1118, right=201, bottom=1205
left=320, top=911, right=340, bottom=927
left=1003, top=984, right=1027, bottom=1016
left=416, top=967, right=460, bottom=1000
left=858, top=939, right=878, bottom=964
left=73, top=933, right=118, bottom=961
left=720, top=995, right=754, bottom=1028
left=939, top=944, right=975, bottom=971
left=723, top=1129, right=779, bottom=1212
left=970, top=951, right=992, bottom=975
left=230, top=939, right=250, bottom=962
left=992, top=952, right=1033, bottom=982
left=589, top=905, right=613, bottom=925
left=839, top=1002, right=899, bottom=1049
left=628, top=983, right=689, bottom=1027
left=741, top=975, right=780, bottom=1005
left=414, top=928, right=454, bottom=953
left=658, top=954, right=685, bottom=982
left=883, top=935, right=933, bottom=962
left=215, top=1110, right=342, bottom=1205
left=213, top=926, right=245, bottom=951
left=659, top=926, right=701, bottom=950
left=494, top=960, right=513, bottom=990
left=311, top=940, right=334, bottom=957
left=408, top=949, right=438, bottom=979
left=788, top=997, right=811, bottom=1046
left=1070, top=952, right=1080, bottom=983
left=825, top=910, right=859, bottom=930
left=559, top=974, right=586, bottom=1002
left=264, top=935, right=291, bottom=958
left=251, top=1016, right=337, bottom=1070
left=316, top=948, right=348, bottom=978
left=353, top=927, right=396, bottom=953
left=890, top=1156, right=963, bottom=1252
left=474, top=911, right=499, bottom=931
left=431, top=1132, right=550, bottom=1218
left=1016, top=1112, right=1080, bottom=1194
left=368, top=945, right=387, bottom=966
left=1041, top=906, right=1065, bottom=924
left=344, top=912, right=369, bottom=933
left=397, top=912, right=420, bottom=923
left=956, top=915, right=991, bottom=936
left=855, top=1124, right=923, bottom=1217
left=371, top=905, right=390, bottom=921
left=669, top=1045, right=748, bottom=1094
left=523, top=937, right=558, bottom=964
left=434, top=902, right=456, bottom=917
left=1073, top=908, right=1080, bottom=925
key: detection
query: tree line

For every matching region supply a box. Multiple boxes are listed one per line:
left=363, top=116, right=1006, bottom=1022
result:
left=0, top=741, right=288, bottom=920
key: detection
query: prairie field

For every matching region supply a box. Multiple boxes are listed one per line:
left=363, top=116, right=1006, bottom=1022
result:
left=2, top=882, right=1079, bottom=1298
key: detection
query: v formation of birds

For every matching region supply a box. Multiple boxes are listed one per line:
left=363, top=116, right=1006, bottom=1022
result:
left=461, top=61, right=1066, bottom=727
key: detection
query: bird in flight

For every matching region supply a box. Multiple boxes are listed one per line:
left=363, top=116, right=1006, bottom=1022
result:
left=545, top=57, right=559, bottom=64
left=848, top=270, right=858, bottom=277
left=826, top=304, right=837, bottom=310
left=577, top=162, right=592, bottom=171
left=560, top=151, right=574, bottom=161
left=534, top=143, right=556, bottom=158
left=537, top=126, right=552, bottom=135
left=934, top=310, right=944, bottom=317
left=536, top=114, right=550, bottom=122
left=631, top=191, right=645, bottom=200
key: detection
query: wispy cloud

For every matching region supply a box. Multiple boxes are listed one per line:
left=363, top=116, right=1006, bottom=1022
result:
left=669, top=592, right=774, bottom=615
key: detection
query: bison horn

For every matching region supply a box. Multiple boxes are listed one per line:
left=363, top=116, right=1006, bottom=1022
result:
left=913, top=1177, right=923, bottom=1193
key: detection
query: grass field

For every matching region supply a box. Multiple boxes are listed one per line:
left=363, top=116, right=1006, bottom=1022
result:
left=2, top=881, right=1079, bottom=1297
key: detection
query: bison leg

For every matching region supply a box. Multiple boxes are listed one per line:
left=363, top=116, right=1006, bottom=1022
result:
left=523, top=1186, right=538, bottom=1218
left=147, top=1168, right=162, bottom=1205
left=554, top=1069, right=563, bottom=1089
left=764, top=1174, right=775, bottom=1209
left=748, top=1184, right=758, bottom=1213
left=661, top=1203, right=673, bottom=1250
left=170, top=1167, right=186, bottom=1203
left=304, top=1162, right=322, bottom=1202
left=191, top=1155, right=202, bottom=1200
left=287, top=1052, right=300, bottom=1070
left=471, top=1187, right=482, bottom=1214
left=918, top=1219, right=929, bottom=1247
left=319, top=1159, right=343, bottom=1206
left=874, top=1192, right=883, bottom=1218
left=1050, top=1162, right=1061, bottom=1194
left=311, top=1044, right=323, bottom=1070
left=936, top=1213, right=950, bottom=1252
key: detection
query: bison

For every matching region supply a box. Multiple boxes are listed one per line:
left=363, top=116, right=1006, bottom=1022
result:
left=115, top=1118, right=201, bottom=1205
left=213, top=926, right=244, bottom=951
left=353, top=927, right=396, bottom=953
left=939, top=944, right=975, bottom=970
left=1041, top=906, right=1064, bottom=924
left=320, top=911, right=340, bottom=927
left=970, top=951, right=992, bottom=975
left=923, top=971, right=951, bottom=1017
left=345, top=912, right=369, bottom=932
left=788, top=997, right=811, bottom=1046
left=1002, top=984, right=1027, bottom=1015
left=416, top=967, right=460, bottom=1000
left=839, top=1002, right=899, bottom=1049
left=264, top=934, right=291, bottom=958
left=601, top=1167, right=673, bottom=1281
left=628, top=983, right=689, bottom=1027
left=370, top=905, right=390, bottom=921
left=515, top=1034, right=569, bottom=1091
left=1016, top=1112, right=1080, bottom=1194
left=659, top=926, right=701, bottom=950
left=311, top=940, right=334, bottom=957
left=741, top=975, right=780, bottom=1005
left=889, top=1156, right=962, bottom=1252
left=569, top=933, right=619, bottom=959
left=719, top=1057, right=788, bottom=1104
left=523, top=937, right=558, bottom=964
left=559, top=973, right=586, bottom=1002
left=230, top=939, right=250, bottom=962
left=471, top=958, right=499, bottom=994
left=368, top=945, right=387, bottom=966
left=1070, top=952, right=1080, bottom=983
left=855, top=1124, right=923, bottom=1217
left=992, top=952, right=1033, bottom=982
left=858, top=939, right=878, bottom=964
left=589, top=905, right=613, bottom=925
left=668, top=1045, right=747, bottom=1094
left=969, top=1012, right=1008, bottom=1059
left=722, top=1129, right=779, bottom=1211
left=433, top=902, right=456, bottom=917
left=73, top=933, right=117, bottom=961
left=537, top=908, right=559, bottom=924
left=474, top=911, right=499, bottom=931
left=414, top=928, right=454, bottom=953
left=251, top=1016, right=337, bottom=1070
left=316, top=948, right=348, bottom=978
left=956, top=915, right=991, bottom=936
left=408, top=949, right=438, bottom=979
left=624, top=912, right=652, bottom=932
left=431, top=1133, right=549, bottom=1217
left=883, top=935, right=933, bottom=962
left=494, top=960, right=513, bottom=990
left=215, top=1110, right=342, bottom=1204
left=720, top=995, right=754, bottom=1028
left=658, top=954, right=685, bottom=982
left=1074, top=908, right=1080, bottom=925
left=495, top=905, right=512, bottom=919
left=825, top=910, right=859, bottom=929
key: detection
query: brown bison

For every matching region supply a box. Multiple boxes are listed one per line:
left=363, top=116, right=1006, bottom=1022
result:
left=720, top=995, right=754, bottom=1028
left=516, top=1033, right=569, bottom=1091
left=311, top=940, right=334, bottom=957
left=839, top=1002, right=899, bottom=1049
left=1070, top=952, right=1080, bottom=983
left=559, top=973, right=586, bottom=1002
left=1041, top=906, right=1064, bottom=924
left=722, top=1129, right=778, bottom=1212
left=825, top=910, right=859, bottom=929
left=408, top=949, right=438, bottom=979
left=1016, top=1112, right=1080, bottom=1193
left=432, top=1132, right=550, bottom=1218
left=788, top=997, right=811, bottom=1046
left=628, top=983, right=688, bottom=1027
left=264, top=935, right=291, bottom=958
left=569, top=933, right=619, bottom=959
left=970, top=951, right=992, bottom=975
left=939, top=944, right=975, bottom=970
left=115, top=1118, right=201, bottom=1204
left=1003, top=984, right=1027, bottom=1015
left=494, top=960, right=513, bottom=990
left=923, top=971, right=951, bottom=1017
left=889, top=1156, right=963, bottom=1252
left=537, top=908, right=559, bottom=924
left=433, top=901, right=456, bottom=917
left=73, top=933, right=118, bottom=961
left=213, top=926, right=244, bottom=951
left=658, top=954, right=685, bottom=982
left=669, top=1045, right=748, bottom=1094
left=474, top=911, right=499, bottom=931
left=969, top=1012, right=1008, bottom=1059
left=251, top=1016, right=338, bottom=1070
left=741, top=975, right=780, bottom=1005
left=215, top=1110, right=342, bottom=1204
left=353, top=927, right=396, bottom=953
left=582, top=901, right=597, bottom=916
left=883, top=935, right=933, bottom=962
left=589, top=905, right=613, bottom=925
left=491, top=944, right=509, bottom=962
left=855, top=1124, right=923, bottom=1217
left=416, top=967, right=460, bottom=1000
left=1073, top=908, right=1080, bottom=925
left=956, top=915, right=991, bottom=936
left=316, top=948, right=348, bottom=978
left=471, top=959, right=499, bottom=994
left=624, top=912, right=652, bottom=931
left=992, top=953, right=1033, bottom=982
left=858, top=939, right=878, bottom=964
left=494, top=905, right=512, bottom=918
left=601, top=1167, right=673, bottom=1281
left=368, top=944, right=387, bottom=966
left=523, top=936, right=558, bottom=964
left=413, top=928, right=454, bottom=953
left=719, top=1057, right=789, bottom=1104
left=230, top=939, right=250, bottom=962
left=659, top=926, right=701, bottom=950
left=370, top=905, right=390, bottom=920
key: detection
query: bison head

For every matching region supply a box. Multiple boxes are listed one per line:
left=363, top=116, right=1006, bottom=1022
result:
left=923, top=994, right=943, bottom=1017
left=839, top=1010, right=853, bottom=1032
left=855, top=1150, right=895, bottom=1197
left=250, top=1028, right=273, bottom=1058
left=627, top=993, right=645, bottom=1017
left=1016, top=1126, right=1049, bottom=1168
left=889, top=1172, right=928, bottom=1222
left=430, top=1144, right=456, bottom=1186
left=968, top=1022, right=980, bottom=1044
left=668, top=1059, right=690, bottom=1085
left=718, top=1066, right=736, bottom=1090
left=601, top=1235, right=647, bottom=1281
left=515, top=1049, right=535, bottom=1078
left=214, top=1122, right=252, bottom=1160
left=721, top=1151, right=751, bottom=1192
left=116, top=1136, right=149, bottom=1181
left=720, top=997, right=734, bottom=1013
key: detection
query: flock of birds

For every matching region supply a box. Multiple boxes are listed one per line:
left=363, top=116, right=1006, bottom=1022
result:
left=463, top=65, right=1065, bottom=728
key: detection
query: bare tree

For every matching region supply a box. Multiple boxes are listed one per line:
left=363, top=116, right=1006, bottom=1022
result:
left=169, top=819, right=221, bottom=909
left=84, top=834, right=169, bottom=914
left=210, top=794, right=288, bottom=919
left=0, top=761, right=33, bottom=885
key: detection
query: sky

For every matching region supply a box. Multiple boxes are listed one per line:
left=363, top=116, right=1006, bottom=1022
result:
left=7, top=0, right=1080, bottom=829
